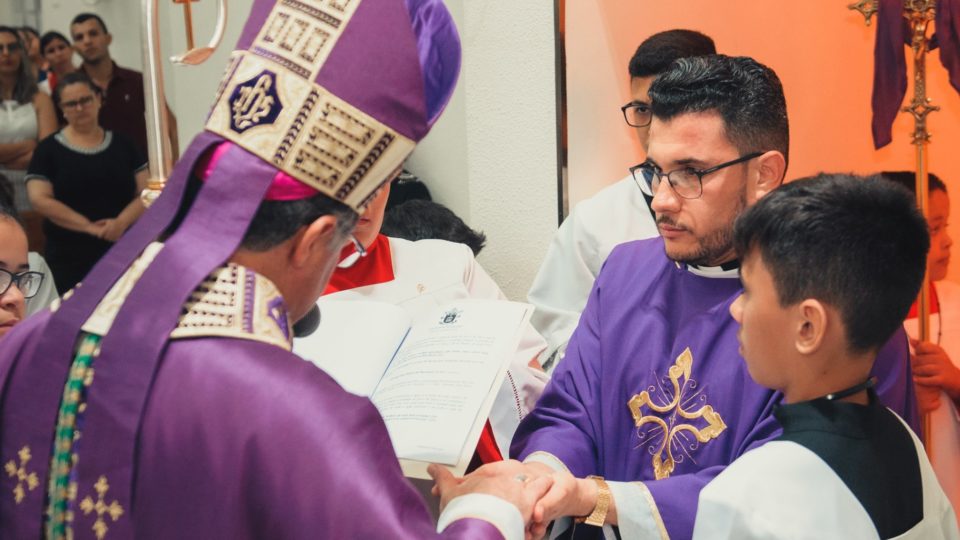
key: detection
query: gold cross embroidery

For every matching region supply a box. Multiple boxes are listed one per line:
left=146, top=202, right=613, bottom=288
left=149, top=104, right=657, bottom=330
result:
left=80, top=476, right=124, bottom=540
left=4, top=446, right=39, bottom=504
left=627, top=348, right=727, bottom=480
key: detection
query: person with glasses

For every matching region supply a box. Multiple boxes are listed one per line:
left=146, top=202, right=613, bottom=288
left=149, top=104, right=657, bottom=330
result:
left=527, top=30, right=715, bottom=370
left=498, top=55, right=916, bottom=540
left=308, top=176, right=548, bottom=466
left=0, top=204, right=45, bottom=339
left=0, top=2, right=554, bottom=538
left=25, top=71, right=148, bottom=294
left=884, top=170, right=960, bottom=526
left=0, top=26, right=56, bottom=213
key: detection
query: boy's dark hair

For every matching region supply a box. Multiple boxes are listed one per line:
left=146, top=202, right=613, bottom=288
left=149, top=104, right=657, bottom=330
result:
left=381, top=199, right=486, bottom=255
left=649, top=54, right=790, bottom=168
left=628, top=29, right=716, bottom=78
left=881, top=170, right=947, bottom=196
left=734, top=173, right=929, bottom=353
left=71, top=13, right=109, bottom=34
left=40, top=31, right=70, bottom=53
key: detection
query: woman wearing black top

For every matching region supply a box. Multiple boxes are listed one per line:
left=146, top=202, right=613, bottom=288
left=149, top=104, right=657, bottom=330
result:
left=25, top=72, right=147, bottom=294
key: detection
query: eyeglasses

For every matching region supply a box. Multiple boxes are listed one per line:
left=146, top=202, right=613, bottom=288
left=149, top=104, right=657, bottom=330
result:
left=0, top=43, right=22, bottom=54
left=0, top=269, right=44, bottom=299
left=630, top=152, right=765, bottom=200
left=621, top=101, right=652, bottom=128
left=338, top=234, right=368, bottom=268
left=60, top=95, right=96, bottom=111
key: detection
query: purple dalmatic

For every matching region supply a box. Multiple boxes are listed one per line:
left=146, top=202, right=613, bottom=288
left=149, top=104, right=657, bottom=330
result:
left=511, top=238, right=918, bottom=539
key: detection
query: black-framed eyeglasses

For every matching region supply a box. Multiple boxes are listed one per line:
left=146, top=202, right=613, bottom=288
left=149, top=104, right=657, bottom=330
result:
left=338, top=234, right=368, bottom=268
left=0, top=43, right=22, bottom=54
left=0, top=269, right=44, bottom=299
left=630, top=152, right=765, bottom=200
left=60, top=95, right=96, bottom=111
left=621, top=101, right=652, bottom=128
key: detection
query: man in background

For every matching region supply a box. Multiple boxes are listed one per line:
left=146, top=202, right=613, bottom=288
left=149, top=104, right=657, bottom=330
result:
left=528, top=29, right=715, bottom=368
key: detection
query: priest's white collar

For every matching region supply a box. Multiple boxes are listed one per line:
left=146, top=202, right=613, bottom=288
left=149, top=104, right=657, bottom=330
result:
left=674, top=259, right=740, bottom=279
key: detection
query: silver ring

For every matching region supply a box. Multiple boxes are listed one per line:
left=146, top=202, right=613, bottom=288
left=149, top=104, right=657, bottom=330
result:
left=513, top=473, right=528, bottom=483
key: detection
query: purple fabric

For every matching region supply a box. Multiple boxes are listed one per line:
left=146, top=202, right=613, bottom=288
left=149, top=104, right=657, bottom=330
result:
left=0, top=312, right=505, bottom=539
left=72, top=144, right=277, bottom=538
left=0, top=132, right=223, bottom=537
left=511, top=238, right=918, bottom=539
left=872, top=0, right=909, bottom=149
left=937, top=0, right=960, bottom=95
left=405, top=0, right=462, bottom=126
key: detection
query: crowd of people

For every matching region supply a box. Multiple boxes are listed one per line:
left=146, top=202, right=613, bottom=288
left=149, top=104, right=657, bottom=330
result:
left=0, top=2, right=956, bottom=539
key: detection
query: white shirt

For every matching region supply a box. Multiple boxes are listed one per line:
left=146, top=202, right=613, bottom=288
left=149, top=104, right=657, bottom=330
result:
left=527, top=176, right=657, bottom=369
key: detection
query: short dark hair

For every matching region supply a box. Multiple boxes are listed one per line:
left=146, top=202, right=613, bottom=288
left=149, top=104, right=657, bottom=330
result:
left=628, top=29, right=716, bottom=78
left=241, top=194, right=357, bottom=252
left=381, top=200, right=487, bottom=255
left=40, top=31, right=70, bottom=53
left=53, top=71, right=101, bottom=107
left=71, top=13, right=109, bottom=35
left=881, top=170, right=947, bottom=197
left=734, top=174, right=929, bottom=353
left=649, top=55, right=790, bottom=168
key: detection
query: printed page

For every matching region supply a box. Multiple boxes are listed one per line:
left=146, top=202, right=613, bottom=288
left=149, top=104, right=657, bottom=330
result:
left=371, top=299, right=532, bottom=476
left=293, top=299, right=411, bottom=397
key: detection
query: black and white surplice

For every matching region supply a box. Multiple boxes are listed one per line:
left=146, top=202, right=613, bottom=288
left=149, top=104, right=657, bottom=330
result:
left=692, top=389, right=959, bottom=539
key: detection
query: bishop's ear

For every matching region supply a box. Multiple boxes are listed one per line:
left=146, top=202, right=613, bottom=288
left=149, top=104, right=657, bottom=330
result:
left=795, top=299, right=828, bottom=355
left=290, top=215, right=342, bottom=269
left=749, top=150, right=787, bottom=204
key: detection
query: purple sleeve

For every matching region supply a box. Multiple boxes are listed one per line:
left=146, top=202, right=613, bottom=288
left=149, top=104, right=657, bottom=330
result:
left=873, top=327, right=920, bottom=433
left=510, top=275, right=603, bottom=475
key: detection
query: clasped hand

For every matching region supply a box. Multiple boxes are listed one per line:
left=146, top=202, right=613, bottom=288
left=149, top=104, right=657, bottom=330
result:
left=430, top=461, right=599, bottom=540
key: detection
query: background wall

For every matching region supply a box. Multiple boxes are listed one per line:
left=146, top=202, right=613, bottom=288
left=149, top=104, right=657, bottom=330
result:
left=565, top=0, right=960, bottom=283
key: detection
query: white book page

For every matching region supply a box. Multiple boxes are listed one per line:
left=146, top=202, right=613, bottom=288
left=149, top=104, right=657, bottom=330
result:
left=293, top=299, right=411, bottom=397
left=372, top=299, right=531, bottom=470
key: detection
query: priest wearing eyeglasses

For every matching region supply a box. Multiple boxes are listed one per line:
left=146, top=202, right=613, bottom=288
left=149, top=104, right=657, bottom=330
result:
left=504, top=55, right=918, bottom=540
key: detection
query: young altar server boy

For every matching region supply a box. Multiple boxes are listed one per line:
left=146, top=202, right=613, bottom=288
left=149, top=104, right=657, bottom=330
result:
left=692, top=173, right=960, bottom=540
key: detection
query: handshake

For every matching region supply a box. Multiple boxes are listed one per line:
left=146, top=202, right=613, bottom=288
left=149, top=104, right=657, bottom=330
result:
left=428, top=460, right=610, bottom=540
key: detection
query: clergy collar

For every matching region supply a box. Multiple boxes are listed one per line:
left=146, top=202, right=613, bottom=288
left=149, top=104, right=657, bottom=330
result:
left=675, top=259, right=740, bottom=279
left=774, top=388, right=880, bottom=440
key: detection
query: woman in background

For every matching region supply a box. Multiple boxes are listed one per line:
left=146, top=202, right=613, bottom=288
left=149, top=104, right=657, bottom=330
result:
left=0, top=26, right=56, bottom=213
left=39, top=31, right=76, bottom=94
left=0, top=203, right=45, bottom=339
left=885, top=170, right=959, bottom=526
left=26, top=72, right=147, bottom=294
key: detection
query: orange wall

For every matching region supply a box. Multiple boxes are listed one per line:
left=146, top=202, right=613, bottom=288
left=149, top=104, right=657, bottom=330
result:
left=566, top=0, right=960, bottom=283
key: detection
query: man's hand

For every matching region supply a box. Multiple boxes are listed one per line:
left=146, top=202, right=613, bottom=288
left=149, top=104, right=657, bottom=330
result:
left=527, top=469, right=598, bottom=538
left=85, top=219, right=109, bottom=238
left=429, top=461, right=553, bottom=531
left=99, top=218, right=128, bottom=242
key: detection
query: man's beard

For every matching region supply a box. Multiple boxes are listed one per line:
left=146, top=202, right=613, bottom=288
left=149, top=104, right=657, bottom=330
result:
left=660, top=186, right=746, bottom=267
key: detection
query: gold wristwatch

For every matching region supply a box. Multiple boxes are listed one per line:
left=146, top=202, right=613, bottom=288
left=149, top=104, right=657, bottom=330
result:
left=575, top=475, right=611, bottom=527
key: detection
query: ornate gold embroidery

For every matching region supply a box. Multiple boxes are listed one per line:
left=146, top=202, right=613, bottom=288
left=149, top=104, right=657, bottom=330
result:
left=4, top=446, right=39, bottom=504
left=79, top=476, right=124, bottom=540
left=628, top=348, right=727, bottom=480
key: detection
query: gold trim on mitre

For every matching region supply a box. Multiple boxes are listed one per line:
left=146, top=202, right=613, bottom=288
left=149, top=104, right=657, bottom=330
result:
left=204, top=0, right=416, bottom=212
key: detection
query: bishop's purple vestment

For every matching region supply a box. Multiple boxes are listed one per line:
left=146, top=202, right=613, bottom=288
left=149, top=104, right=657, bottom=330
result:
left=511, top=237, right=918, bottom=539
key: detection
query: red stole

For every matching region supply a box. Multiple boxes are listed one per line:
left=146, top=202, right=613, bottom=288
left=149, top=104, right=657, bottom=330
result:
left=322, top=233, right=504, bottom=464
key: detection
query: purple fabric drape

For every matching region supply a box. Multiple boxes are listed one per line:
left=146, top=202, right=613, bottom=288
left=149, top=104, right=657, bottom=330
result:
left=937, top=0, right=960, bottom=95
left=871, top=0, right=909, bottom=149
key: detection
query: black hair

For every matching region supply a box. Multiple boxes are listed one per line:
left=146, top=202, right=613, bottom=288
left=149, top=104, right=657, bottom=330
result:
left=649, top=54, right=790, bottom=168
left=880, top=170, right=947, bottom=196
left=628, top=29, right=716, bottom=78
left=733, top=173, right=929, bottom=353
left=53, top=71, right=101, bottom=107
left=0, top=173, right=14, bottom=211
left=0, top=26, right=38, bottom=104
left=40, top=31, right=70, bottom=53
left=165, top=172, right=358, bottom=252
left=70, top=13, right=109, bottom=35
left=19, top=26, right=39, bottom=39
left=381, top=199, right=487, bottom=256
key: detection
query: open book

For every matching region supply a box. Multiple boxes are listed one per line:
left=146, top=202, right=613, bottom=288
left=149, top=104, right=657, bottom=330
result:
left=293, top=298, right=532, bottom=479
